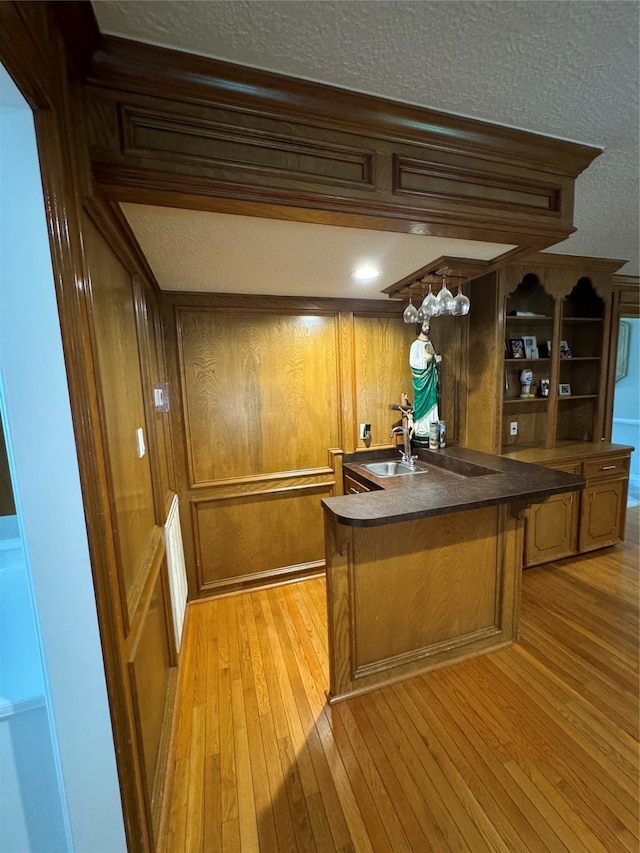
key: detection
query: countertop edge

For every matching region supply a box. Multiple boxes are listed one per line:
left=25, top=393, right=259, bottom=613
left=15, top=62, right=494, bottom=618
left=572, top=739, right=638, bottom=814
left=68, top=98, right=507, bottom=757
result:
left=323, top=446, right=586, bottom=527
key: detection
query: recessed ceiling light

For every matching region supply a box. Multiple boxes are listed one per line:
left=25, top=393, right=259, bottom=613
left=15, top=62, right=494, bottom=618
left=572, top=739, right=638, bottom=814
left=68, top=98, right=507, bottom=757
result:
left=352, top=264, right=380, bottom=281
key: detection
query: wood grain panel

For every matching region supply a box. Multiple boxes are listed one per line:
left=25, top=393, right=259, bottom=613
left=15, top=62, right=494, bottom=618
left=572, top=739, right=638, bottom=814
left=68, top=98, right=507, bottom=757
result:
left=352, top=507, right=499, bottom=669
left=128, top=566, right=174, bottom=805
left=178, top=310, right=340, bottom=484
left=464, top=272, right=504, bottom=453
left=84, top=215, right=157, bottom=623
left=193, top=485, right=331, bottom=591
left=524, top=491, right=579, bottom=567
left=119, top=104, right=375, bottom=189
left=395, top=155, right=561, bottom=213
left=353, top=316, right=415, bottom=449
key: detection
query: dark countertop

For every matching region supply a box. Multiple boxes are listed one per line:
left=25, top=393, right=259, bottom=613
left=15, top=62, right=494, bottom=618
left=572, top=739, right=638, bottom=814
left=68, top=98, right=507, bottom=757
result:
left=322, top=445, right=585, bottom=527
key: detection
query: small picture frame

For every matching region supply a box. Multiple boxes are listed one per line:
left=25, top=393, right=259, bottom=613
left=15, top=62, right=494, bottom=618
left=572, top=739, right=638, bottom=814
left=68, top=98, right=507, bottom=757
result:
left=538, top=378, right=550, bottom=397
left=522, top=335, right=538, bottom=359
left=508, top=339, right=525, bottom=358
left=558, top=383, right=571, bottom=396
left=559, top=340, right=572, bottom=359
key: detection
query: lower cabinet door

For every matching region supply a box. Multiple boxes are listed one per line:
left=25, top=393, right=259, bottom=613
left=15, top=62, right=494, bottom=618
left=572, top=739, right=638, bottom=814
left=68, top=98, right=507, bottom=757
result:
left=524, top=490, right=579, bottom=567
left=578, top=478, right=626, bottom=552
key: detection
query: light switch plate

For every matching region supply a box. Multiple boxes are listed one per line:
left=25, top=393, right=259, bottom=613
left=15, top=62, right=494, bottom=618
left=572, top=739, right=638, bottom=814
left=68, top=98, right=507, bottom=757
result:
left=136, top=427, right=146, bottom=457
left=153, top=382, right=170, bottom=413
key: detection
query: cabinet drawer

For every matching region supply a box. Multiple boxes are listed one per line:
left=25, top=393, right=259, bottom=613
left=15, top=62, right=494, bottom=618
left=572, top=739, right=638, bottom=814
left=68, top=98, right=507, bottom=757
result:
left=550, top=462, right=582, bottom=476
left=582, top=455, right=629, bottom=481
left=344, top=474, right=371, bottom=495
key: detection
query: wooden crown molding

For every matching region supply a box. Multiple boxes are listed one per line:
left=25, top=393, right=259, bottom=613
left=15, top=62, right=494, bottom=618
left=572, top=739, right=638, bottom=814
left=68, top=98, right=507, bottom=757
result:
left=87, top=35, right=600, bottom=178
left=53, top=11, right=604, bottom=251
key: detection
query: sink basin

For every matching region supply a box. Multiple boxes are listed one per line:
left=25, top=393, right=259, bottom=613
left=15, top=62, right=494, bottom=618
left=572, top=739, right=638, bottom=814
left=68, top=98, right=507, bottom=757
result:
left=361, top=461, right=429, bottom=477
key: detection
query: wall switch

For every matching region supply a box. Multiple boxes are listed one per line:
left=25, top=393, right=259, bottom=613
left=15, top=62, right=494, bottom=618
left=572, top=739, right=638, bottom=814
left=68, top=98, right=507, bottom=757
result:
left=153, top=382, right=170, bottom=413
left=136, top=427, right=146, bottom=458
left=509, top=421, right=518, bottom=436
left=359, top=423, right=371, bottom=440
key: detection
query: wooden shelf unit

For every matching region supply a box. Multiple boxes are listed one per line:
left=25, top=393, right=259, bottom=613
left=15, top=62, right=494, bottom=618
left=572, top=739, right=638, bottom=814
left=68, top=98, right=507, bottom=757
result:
left=466, top=253, right=632, bottom=559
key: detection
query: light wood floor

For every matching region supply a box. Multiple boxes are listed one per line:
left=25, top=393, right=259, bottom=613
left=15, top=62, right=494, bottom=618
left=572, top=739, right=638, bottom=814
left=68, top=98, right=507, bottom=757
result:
left=158, top=509, right=639, bottom=852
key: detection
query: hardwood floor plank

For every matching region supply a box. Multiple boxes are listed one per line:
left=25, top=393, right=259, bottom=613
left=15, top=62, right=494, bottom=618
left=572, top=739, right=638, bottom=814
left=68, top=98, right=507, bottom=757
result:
left=159, top=514, right=639, bottom=852
left=468, top=655, right=638, bottom=849
left=202, top=754, right=222, bottom=853
left=257, top=710, right=297, bottom=852
left=349, top=696, right=439, bottom=853
left=277, top=734, right=318, bottom=853
left=328, top=705, right=397, bottom=853
left=387, top=682, right=514, bottom=853
left=204, top=600, right=220, bottom=758
left=502, top=758, right=597, bottom=853
left=184, top=705, right=205, bottom=853
left=314, top=707, right=374, bottom=853
left=371, top=687, right=493, bottom=852
left=218, top=664, right=238, bottom=824
left=221, top=818, right=241, bottom=852
left=422, top=670, right=575, bottom=852
left=334, top=701, right=415, bottom=853
left=492, top=650, right=639, bottom=783
left=401, top=678, right=540, bottom=853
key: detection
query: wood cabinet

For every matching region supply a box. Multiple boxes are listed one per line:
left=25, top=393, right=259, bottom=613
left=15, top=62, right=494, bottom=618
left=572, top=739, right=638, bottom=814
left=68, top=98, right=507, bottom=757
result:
left=466, top=253, right=634, bottom=562
left=343, top=473, right=373, bottom=494
left=578, top=454, right=629, bottom=552
left=467, top=253, right=626, bottom=457
left=524, top=465, right=580, bottom=567
left=509, top=445, right=631, bottom=567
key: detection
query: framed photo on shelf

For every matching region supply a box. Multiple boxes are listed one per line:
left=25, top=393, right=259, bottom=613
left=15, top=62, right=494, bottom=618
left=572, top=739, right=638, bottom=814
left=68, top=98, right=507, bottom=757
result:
left=559, top=340, right=572, bottom=358
left=558, top=383, right=572, bottom=396
left=508, top=338, right=525, bottom=358
left=522, top=335, right=538, bottom=358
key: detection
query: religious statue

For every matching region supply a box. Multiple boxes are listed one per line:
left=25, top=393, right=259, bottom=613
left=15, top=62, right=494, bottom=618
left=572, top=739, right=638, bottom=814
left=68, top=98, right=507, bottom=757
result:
left=410, top=321, right=442, bottom=438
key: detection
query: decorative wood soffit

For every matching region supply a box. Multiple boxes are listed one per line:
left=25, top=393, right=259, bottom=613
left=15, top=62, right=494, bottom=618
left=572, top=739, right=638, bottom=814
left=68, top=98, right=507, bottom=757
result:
left=383, top=256, right=491, bottom=300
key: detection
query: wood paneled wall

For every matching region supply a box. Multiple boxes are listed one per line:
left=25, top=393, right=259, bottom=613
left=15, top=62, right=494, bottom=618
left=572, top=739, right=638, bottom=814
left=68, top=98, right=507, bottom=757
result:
left=0, top=6, right=179, bottom=849
left=82, top=208, right=178, bottom=840
left=163, top=294, right=465, bottom=597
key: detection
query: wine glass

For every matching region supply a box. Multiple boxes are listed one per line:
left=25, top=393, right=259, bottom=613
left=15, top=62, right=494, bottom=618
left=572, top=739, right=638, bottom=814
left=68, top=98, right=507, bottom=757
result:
left=437, top=276, right=455, bottom=314
left=402, top=298, right=418, bottom=324
left=452, top=284, right=471, bottom=316
left=420, top=285, right=439, bottom=318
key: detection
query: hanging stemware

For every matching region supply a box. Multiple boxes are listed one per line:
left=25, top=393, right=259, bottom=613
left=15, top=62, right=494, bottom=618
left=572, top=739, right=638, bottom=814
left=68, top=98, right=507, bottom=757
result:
left=402, top=298, right=419, bottom=324
left=420, top=284, right=439, bottom=318
left=437, top=275, right=455, bottom=314
left=452, top=284, right=471, bottom=316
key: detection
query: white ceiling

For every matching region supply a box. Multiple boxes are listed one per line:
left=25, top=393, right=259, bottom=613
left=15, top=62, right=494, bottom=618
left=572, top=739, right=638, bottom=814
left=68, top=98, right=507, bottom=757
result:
left=93, top=0, right=640, bottom=298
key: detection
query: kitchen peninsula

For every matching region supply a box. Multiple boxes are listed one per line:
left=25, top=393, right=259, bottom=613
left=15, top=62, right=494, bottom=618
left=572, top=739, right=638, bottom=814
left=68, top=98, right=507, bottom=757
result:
left=322, top=446, right=584, bottom=702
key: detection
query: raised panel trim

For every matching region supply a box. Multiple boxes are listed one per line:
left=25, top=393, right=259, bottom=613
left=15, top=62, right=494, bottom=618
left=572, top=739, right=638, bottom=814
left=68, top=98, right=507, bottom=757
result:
left=188, top=468, right=336, bottom=493
left=120, top=104, right=375, bottom=190
left=191, top=482, right=332, bottom=595
left=125, top=525, right=166, bottom=648
left=395, top=155, right=562, bottom=215
left=199, top=560, right=325, bottom=596
left=352, top=625, right=501, bottom=680
left=190, top=479, right=334, bottom=507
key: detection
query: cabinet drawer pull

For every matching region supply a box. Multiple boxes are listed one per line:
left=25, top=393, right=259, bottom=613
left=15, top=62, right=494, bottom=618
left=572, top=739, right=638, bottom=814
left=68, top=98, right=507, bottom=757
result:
left=601, top=465, right=616, bottom=471
left=349, top=487, right=360, bottom=494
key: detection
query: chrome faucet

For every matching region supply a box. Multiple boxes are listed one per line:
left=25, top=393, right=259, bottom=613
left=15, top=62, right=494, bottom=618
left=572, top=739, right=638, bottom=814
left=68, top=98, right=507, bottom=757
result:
left=390, top=425, right=417, bottom=466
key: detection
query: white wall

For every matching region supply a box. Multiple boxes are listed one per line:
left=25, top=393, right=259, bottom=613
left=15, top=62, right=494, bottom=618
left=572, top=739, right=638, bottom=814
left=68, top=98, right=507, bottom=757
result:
left=0, top=66, right=127, bottom=852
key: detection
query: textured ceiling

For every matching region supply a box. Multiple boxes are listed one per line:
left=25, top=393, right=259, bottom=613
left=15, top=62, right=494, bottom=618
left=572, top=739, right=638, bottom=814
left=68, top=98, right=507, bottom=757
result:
left=93, top=0, right=640, bottom=295
left=121, top=204, right=513, bottom=298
